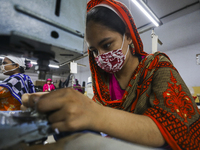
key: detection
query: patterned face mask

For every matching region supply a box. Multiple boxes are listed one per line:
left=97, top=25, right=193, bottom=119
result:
left=95, top=35, right=129, bottom=74
left=1, top=63, right=18, bottom=73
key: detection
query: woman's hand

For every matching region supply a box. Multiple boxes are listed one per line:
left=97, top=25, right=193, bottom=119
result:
left=21, top=88, right=166, bottom=147
left=21, top=88, right=102, bottom=132
left=20, top=92, right=48, bottom=110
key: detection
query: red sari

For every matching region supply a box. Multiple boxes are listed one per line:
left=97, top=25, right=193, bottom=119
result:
left=87, top=0, right=200, bottom=149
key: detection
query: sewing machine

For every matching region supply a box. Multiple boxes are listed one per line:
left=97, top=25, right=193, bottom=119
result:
left=0, top=0, right=87, bottom=79
left=0, top=110, right=165, bottom=150
left=0, top=110, right=54, bottom=149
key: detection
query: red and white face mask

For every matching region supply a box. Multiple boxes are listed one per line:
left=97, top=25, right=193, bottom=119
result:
left=95, top=35, right=129, bottom=74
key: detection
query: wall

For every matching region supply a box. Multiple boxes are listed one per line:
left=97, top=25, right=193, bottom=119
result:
left=75, top=56, right=91, bottom=85
left=166, top=43, right=200, bottom=87
left=140, top=10, right=200, bottom=88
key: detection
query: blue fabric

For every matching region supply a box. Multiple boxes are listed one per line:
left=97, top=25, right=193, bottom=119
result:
left=53, top=130, right=100, bottom=141
left=0, top=73, right=35, bottom=103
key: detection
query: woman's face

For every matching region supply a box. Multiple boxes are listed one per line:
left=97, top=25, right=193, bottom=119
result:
left=1, top=57, right=18, bottom=75
left=86, top=21, right=132, bottom=57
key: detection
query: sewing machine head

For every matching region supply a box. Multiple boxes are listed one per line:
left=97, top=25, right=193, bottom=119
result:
left=0, top=0, right=87, bottom=79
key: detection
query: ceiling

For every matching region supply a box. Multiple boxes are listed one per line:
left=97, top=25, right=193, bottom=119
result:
left=119, top=0, right=199, bottom=30
left=1, top=0, right=200, bottom=77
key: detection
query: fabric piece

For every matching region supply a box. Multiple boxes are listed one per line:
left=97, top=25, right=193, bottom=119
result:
left=87, top=1, right=200, bottom=149
left=0, top=86, right=21, bottom=111
left=63, top=133, right=161, bottom=150
left=0, top=73, right=35, bottom=104
left=6, top=56, right=26, bottom=69
left=109, top=74, right=125, bottom=101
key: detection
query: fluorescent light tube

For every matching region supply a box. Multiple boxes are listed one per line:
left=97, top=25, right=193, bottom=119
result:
left=31, top=61, right=37, bottom=65
left=49, top=64, right=59, bottom=68
left=131, top=0, right=160, bottom=27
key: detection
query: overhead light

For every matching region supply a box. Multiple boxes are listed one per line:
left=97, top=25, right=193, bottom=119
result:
left=31, top=61, right=37, bottom=65
left=49, top=64, right=59, bottom=68
left=131, top=0, right=162, bottom=27
left=31, top=61, right=59, bottom=68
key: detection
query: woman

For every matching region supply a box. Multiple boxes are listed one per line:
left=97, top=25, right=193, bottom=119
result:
left=73, top=79, right=83, bottom=93
left=21, top=0, right=200, bottom=149
left=0, top=55, right=35, bottom=111
left=43, top=78, right=55, bottom=92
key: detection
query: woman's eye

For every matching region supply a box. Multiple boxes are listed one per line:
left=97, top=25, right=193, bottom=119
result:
left=103, top=43, right=111, bottom=49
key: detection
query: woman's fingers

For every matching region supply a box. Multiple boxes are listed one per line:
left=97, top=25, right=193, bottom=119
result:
left=20, top=105, right=28, bottom=110
left=21, top=93, right=31, bottom=107
left=21, top=92, right=49, bottom=109
left=20, top=88, right=97, bottom=133
left=36, top=88, right=73, bottom=113
left=48, top=108, right=66, bottom=123
left=51, top=121, right=76, bottom=132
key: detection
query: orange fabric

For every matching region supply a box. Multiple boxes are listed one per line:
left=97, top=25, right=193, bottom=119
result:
left=0, top=86, right=21, bottom=111
left=147, top=114, right=181, bottom=150
left=144, top=106, right=200, bottom=150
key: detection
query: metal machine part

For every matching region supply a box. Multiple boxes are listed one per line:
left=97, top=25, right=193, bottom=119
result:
left=196, top=54, right=200, bottom=65
left=0, top=0, right=87, bottom=79
left=0, top=110, right=54, bottom=149
left=151, top=29, right=163, bottom=54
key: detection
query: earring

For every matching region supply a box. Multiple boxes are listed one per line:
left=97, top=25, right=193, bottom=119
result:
left=129, top=43, right=135, bottom=55
left=130, top=43, right=134, bottom=48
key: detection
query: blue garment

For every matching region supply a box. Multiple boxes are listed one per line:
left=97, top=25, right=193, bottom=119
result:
left=0, top=73, right=35, bottom=104
left=54, top=130, right=100, bottom=141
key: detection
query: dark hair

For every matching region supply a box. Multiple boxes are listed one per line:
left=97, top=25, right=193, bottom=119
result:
left=86, top=7, right=126, bottom=35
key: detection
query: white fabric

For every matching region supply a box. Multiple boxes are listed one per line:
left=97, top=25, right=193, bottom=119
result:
left=5, top=55, right=26, bottom=69
left=48, top=85, right=50, bottom=91
left=1, top=63, right=18, bottom=73
left=92, top=3, right=125, bottom=23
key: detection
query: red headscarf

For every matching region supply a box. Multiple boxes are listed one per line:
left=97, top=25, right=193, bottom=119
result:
left=87, top=0, right=147, bottom=56
left=87, top=0, right=148, bottom=107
